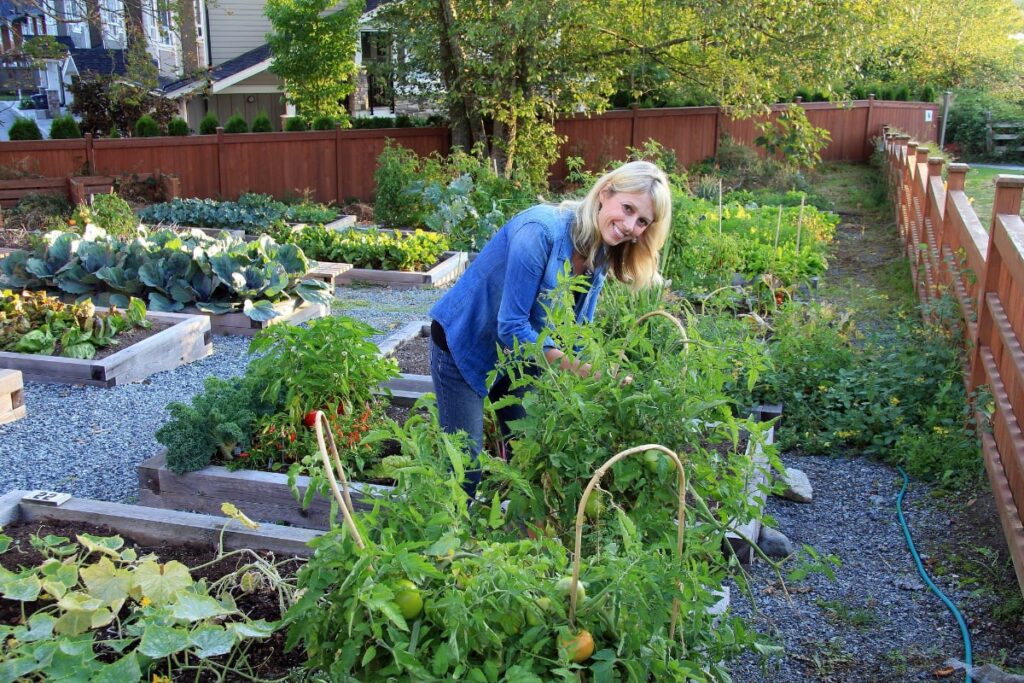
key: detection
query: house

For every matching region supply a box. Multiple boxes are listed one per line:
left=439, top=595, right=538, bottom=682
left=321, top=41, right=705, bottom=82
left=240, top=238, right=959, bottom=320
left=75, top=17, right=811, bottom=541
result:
left=161, top=0, right=424, bottom=131
left=0, top=0, right=206, bottom=112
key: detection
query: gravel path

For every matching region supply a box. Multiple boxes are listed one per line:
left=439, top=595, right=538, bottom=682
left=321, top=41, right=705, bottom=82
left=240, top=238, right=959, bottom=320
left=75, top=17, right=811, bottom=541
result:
left=727, top=453, right=975, bottom=682
left=0, top=285, right=445, bottom=503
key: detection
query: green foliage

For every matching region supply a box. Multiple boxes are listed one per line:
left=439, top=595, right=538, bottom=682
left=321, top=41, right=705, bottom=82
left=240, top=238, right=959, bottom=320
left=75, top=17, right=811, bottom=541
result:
left=0, top=290, right=150, bottom=359
left=265, top=0, right=361, bottom=121
left=284, top=116, right=308, bottom=132
left=8, top=117, right=42, bottom=141
left=48, top=114, right=82, bottom=139
left=660, top=192, right=838, bottom=292
left=273, top=224, right=449, bottom=271
left=0, top=525, right=293, bottom=680
left=946, top=89, right=1024, bottom=159
left=198, top=113, right=219, bottom=135
left=310, top=114, right=335, bottom=131
left=251, top=112, right=274, bottom=133
left=350, top=114, right=442, bottom=129
left=71, top=193, right=139, bottom=239
left=0, top=225, right=333, bottom=321
left=138, top=193, right=338, bottom=232
left=158, top=375, right=274, bottom=472
left=167, top=116, right=190, bottom=136
left=754, top=105, right=832, bottom=170
left=753, top=300, right=982, bottom=488
left=68, top=72, right=176, bottom=137
left=373, top=142, right=536, bottom=242
left=133, top=114, right=161, bottom=137
left=223, top=114, right=249, bottom=134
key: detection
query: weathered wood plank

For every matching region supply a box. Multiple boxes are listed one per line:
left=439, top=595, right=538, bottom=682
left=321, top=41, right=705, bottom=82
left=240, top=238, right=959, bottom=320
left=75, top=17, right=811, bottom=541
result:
left=0, top=310, right=213, bottom=386
left=336, top=251, right=468, bottom=288
left=306, top=260, right=354, bottom=287
left=8, top=491, right=322, bottom=557
left=138, top=450, right=392, bottom=530
left=980, top=433, right=1024, bottom=596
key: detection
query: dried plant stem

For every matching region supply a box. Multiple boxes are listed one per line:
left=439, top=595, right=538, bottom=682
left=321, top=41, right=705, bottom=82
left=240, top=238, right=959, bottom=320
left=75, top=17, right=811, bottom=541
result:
left=570, top=444, right=687, bottom=646
left=314, top=411, right=365, bottom=550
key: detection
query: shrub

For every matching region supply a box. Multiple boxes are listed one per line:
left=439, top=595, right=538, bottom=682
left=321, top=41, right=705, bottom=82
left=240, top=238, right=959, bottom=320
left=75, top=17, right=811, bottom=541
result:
left=946, top=89, right=1024, bottom=159
left=373, top=141, right=434, bottom=227
left=167, top=117, right=190, bottom=136
left=71, top=192, right=138, bottom=238
left=223, top=114, right=248, bottom=133
left=199, top=113, right=220, bottom=135
left=9, top=117, right=42, bottom=140
left=49, top=114, right=82, bottom=139
left=311, top=114, right=335, bottom=130
left=251, top=112, right=273, bottom=133
left=284, top=116, right=307, bottom=132
left=134, top=114, right=160, bottom=137
left=107, top=127, right=121, bottom=138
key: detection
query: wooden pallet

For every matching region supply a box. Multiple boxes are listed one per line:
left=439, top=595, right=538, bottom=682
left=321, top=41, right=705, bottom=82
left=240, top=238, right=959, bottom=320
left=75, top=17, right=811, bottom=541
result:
left=0, top=310, right=212, bottom=387
left=186, top=297, right=329, bottom=337
left=336, top=251, right=468, bottom=288
left=0, top=369, right=26, bottom=424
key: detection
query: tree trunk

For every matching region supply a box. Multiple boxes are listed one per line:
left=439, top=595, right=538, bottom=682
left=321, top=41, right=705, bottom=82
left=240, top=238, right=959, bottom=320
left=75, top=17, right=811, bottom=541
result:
left=437, top=0, right=489, bottom=157
left=84, top=0, right=102, bottom=48
left=177, top=0, right=199, bottom=72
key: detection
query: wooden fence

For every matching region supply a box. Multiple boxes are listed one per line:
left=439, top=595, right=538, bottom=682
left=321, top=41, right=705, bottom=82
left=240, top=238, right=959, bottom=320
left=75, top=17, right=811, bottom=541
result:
left=0, top=99, right=936, bottom=205
left=886, top=131, right=1024, bottom=595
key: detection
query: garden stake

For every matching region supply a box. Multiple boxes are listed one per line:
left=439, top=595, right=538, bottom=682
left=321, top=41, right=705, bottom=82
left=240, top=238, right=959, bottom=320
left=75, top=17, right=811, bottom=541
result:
left=635, top=309, right=689, bottom=351
left=773, top=205, right=782, bottom=258
left=313, top=411, right=366, bottom=550
left=718, top=178, right=723, bottom=234
left=796, top=196, right=805, bottom=253
left=570, top=444, right=687, bottom=647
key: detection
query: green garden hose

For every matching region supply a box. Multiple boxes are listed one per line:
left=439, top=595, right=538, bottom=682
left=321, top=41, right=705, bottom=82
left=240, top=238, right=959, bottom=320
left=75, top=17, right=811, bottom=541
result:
left=896, top=466, right=973, bottom=683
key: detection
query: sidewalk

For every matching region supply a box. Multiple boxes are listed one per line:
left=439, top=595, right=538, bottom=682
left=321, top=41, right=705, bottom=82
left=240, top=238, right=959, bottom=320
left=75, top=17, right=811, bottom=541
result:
left=0, top=102, right=58, bottom=140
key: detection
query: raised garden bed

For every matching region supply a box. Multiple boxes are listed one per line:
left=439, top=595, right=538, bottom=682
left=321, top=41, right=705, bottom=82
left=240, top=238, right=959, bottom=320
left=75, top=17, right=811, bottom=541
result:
left=0, top=489, right=320, bottom=558
left=0, top=369, right=26, bottom=424
left=306, top=259, right=354, bottom=287
left=334, top=250, right=468, bottom=288
left=0, top=309, right=212, bottom=387
left=186, top=297, right=329, bottom=337
left=170, top=216, right=356, bottom=243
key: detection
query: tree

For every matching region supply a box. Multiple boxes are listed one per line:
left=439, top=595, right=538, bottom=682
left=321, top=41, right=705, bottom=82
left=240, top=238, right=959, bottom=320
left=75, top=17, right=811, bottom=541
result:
left=379, top=0, right=884, bottom=184
left=265, top=0, right=363, bottom=122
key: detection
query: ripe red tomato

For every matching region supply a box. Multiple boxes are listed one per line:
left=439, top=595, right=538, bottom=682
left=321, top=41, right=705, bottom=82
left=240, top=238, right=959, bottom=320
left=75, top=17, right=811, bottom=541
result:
left=303, top=411, right=318, bottom=428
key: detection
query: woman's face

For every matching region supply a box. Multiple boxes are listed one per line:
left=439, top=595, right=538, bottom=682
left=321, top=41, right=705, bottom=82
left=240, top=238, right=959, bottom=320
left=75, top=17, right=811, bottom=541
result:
left=597, top=187, right=655, bottom=247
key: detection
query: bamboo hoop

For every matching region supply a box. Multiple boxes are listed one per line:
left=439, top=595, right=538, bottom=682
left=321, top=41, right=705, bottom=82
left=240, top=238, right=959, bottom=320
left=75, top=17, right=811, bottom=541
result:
left=635, top=310, right=689, bottom=350
left=569, top=444, right=687, bottom=644
left=313, top=411, right=366, bottom=550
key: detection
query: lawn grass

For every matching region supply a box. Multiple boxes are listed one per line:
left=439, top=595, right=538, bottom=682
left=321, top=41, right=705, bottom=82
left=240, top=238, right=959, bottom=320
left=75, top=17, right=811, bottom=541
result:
left=962, top=164, right=1024, bottom=231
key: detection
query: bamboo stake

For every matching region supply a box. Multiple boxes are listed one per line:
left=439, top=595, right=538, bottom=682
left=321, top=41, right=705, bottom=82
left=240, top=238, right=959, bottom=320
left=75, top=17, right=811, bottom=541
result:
left=569, top=444, right=687, bottom=646
left=718, top=178, right=723, bottom=234
left=773, top=205, right=782, bottom=253
left=635, top=309, right=690, bottom=352
left=314, top=411, right=366, bottom=550
left=795, top=196, right=805, bottom=253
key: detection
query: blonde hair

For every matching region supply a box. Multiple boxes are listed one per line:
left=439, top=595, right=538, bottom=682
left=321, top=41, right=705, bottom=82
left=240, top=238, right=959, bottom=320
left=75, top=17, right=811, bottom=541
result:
left=561, top=160, right=672, bottom=291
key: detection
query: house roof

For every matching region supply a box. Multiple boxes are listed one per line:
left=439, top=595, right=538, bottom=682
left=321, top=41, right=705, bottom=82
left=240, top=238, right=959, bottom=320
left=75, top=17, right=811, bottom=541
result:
left=162, top=42, right=271, bottom=97
left=67, top=46, right=128, bottom=76
left=0, top=0, right=44, bottom=22
left=161, top=0, right=394, bottom=99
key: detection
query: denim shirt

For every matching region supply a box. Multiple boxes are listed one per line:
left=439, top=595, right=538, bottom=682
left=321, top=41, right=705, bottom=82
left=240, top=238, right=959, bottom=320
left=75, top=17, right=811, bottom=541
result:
left=430, top=204, right=608, bottom=397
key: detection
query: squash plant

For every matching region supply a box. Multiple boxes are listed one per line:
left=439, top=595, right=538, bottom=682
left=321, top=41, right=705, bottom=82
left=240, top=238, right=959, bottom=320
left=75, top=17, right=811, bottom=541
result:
left=0, top=226, right=333, bottom=322
left=1, top=289, right=151, bottom=359
left=0, top=521, right=296, bottom=682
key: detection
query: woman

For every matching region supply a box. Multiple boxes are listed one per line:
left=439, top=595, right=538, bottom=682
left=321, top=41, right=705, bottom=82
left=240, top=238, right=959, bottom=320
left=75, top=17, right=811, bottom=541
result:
left=429, top=160, right=673, bottom=493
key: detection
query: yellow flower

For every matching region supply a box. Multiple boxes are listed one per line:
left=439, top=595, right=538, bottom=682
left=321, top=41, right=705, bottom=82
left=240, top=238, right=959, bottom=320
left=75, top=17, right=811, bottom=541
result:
left=818, top=385, right=829, bottom=392
left=889, top=396, right=900, bottom=406
left=152, top=674, right=171, bottom=683
left=140, top=596, right=151, bottom=607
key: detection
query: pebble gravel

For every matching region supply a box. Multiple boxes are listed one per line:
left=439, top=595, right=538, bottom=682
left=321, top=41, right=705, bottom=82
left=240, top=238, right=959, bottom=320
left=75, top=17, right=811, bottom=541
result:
left=0, top=285, right=445, bottom=503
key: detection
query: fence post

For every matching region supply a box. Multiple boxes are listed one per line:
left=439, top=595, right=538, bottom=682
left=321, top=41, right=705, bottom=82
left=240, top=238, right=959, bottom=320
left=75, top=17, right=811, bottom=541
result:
left=84, top=132, right=95, bottom=176
left=941, top=163, right=970, bottom=295
left=864, top=94, right=876, bottom=160
left=969, top=176, right=1024, bottom=391
left=216, top=126, right=226, bottom=200
left=335, top=124, right=343, bottom=206
left=630, top=104, right=639, bottom=148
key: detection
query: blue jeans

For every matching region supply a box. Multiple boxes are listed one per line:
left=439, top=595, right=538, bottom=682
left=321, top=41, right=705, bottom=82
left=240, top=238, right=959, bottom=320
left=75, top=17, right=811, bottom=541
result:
left=430, top=338, right=484, bottom=497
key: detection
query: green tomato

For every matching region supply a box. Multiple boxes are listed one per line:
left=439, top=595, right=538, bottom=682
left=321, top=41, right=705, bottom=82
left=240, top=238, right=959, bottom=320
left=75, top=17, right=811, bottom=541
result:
left=584, top=492, right=604, bottom=520
left=394, top=579, right=423, bottom=620
left=642, top=448, right=676, bottom=473
left=555, top=576, right=586, bottom=604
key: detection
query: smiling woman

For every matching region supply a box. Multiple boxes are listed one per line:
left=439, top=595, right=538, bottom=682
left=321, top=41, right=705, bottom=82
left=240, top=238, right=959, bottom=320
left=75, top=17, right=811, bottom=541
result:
left=426, top=160, right=673, bottom=495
